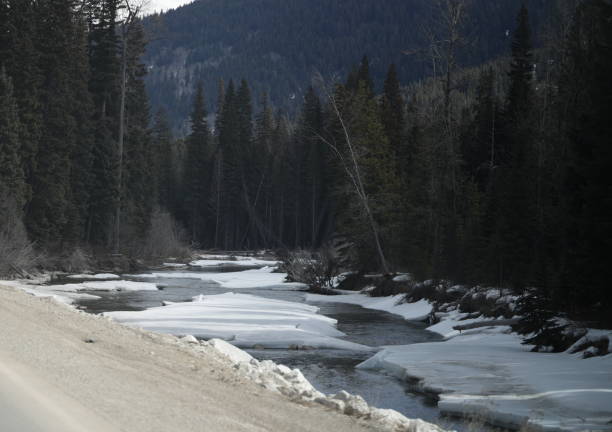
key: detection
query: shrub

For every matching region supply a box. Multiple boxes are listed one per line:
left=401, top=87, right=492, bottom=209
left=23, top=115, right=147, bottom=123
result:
left=283, top=245, right=339, bottom=292
left=140, top=209, right=190, bottom=260
left=0, top=201, right=38, bottom=278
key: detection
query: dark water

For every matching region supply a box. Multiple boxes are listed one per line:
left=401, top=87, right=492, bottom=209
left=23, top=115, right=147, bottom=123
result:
left=69, top=267, right=479, bottom=431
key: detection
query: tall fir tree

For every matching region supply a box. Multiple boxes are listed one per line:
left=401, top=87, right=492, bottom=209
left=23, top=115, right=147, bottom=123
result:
left=0, top=67, right=26, bottom=212
left=183, top=82, right=210, bottom=245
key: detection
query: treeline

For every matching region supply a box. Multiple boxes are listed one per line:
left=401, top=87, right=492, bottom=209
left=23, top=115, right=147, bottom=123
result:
left=163, top=0, right=612, bottom=323
left=0, top=0, right=176, bottom=267
left=143, top=0, right=551, bottom=134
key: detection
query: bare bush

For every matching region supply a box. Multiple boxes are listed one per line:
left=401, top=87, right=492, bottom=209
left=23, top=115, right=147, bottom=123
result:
left=283, top=245, right=339, bottom=292
left=0, top=201, right=38, bottom=278
left=141, top=209, right=190, bottom=259
left=63, top=248, right=91, bottom=273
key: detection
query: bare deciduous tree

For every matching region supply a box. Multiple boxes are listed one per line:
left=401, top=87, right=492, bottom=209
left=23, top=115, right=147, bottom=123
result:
left=313, top=73, right=390, bottom=274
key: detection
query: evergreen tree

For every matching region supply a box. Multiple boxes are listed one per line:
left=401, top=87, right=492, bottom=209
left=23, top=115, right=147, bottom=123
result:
left=559, top=0, right=612, bottom=322
left=463, top=67, right=500, bottom=189
left=65, top=13, right=95, bottom=244
left=490, top=4, right=537, bottom=288
left=122, top=19, right=153, bottom=243
left=26, top=0, right=78, bottom=246
left=0, top=68, right=26, bottom=211
left=380, top=64, right=405, bottom=166
left=183, top=82, right=210, bottom=244
left=152, top=109, right=175, bottom=212
left=88, top=0, right=120, bottom=246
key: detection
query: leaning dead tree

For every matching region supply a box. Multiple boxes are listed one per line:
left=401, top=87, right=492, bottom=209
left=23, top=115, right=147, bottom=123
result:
left=314, top=74, right=390, bottom=274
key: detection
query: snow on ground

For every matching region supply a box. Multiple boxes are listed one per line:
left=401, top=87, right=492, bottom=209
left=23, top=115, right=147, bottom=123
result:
left=0, top=280, right=101, bottom=305
left=161, top=262, right=187, bottom=268
left=67, top=273, right=120, bottom=280
left=132, top=266, right=307, bottom=290
left=306, top=292, right=433, bottom=321
left=0, top=278, right=158, bottom=305
left=357, top=312, right=612, bottom=431
left=105, top=292, right=371, bottom=351
left=190, top=256, right=280, bottom=267
left=205, top=338, right=448, bottom=432
left=45, top=280, right=159, bottom=292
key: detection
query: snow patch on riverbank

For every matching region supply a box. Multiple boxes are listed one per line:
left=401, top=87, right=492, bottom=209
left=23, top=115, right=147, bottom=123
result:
left=357, top=312, right=612, bottom=431
left=67, top=273, right=120, bottom=280
left=306, top=292, right=433, bottom=321
left=132, top=266, right=307, bottom=290
left=1, top=278, right=158, bottom=305
left=105, top=292, right=371, bottom=351
left=190, top=256, right=280, bottom=267
left=205, top=338, right=447, bottom=432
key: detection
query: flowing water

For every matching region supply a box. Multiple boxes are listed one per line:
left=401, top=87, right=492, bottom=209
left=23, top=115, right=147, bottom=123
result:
left=69, top=265, right=480, bottom=431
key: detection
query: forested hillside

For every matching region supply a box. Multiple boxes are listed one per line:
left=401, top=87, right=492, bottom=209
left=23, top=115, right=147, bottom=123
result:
left=142, top=0, right=550, bottom=134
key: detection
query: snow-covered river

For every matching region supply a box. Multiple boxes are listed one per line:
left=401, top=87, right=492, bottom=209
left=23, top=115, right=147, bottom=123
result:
left=67, top=265, right=481, bottom=431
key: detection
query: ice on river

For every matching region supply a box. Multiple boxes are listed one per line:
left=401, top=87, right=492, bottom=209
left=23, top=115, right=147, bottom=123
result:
left=306, top=292, right=433, bottom=321
left=66, top=273, right=120, bottom=280
left=1, top=278, right=158, bottom=305
left=358, top=312, right=612, bottom=431
left=105, top=292, right=372, bottom=351
left=189, top=255, right=281, bottom=267
left=131, top=266, right=307, bottom=290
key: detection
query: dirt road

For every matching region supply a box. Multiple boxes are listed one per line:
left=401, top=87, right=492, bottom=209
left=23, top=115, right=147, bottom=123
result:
left=0, top=285, right=375, bottom=432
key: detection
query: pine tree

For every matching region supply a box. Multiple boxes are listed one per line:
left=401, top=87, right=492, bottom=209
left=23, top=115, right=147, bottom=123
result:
left=559, top=0, right=612, bottom=322
left=489, top=3, right=538, bottom=288
left=2, top=1, right=41, bottom=194
left=26, top=0, right=78, bottom=246
left=121, top=19, right=153, bottom=244
left=0, top=68, right=26, bottom=211
left=152, top=109, right=175, bottom=212
left=464, top=67, right=500, bottom=189
left=183, top=82, right=210, bottom=245
left=380, top=64, right=405, bottom=166
left=88, top=0, right=120, bottom=246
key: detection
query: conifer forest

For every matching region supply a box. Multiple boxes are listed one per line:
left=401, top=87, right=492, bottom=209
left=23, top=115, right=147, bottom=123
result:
left=1, top=0, right=611, bottom=328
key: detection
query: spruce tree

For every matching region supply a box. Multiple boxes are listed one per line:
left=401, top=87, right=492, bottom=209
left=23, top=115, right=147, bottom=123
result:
left=88, top=0, right=120, bottom=246
left=122, top=19, right=153, bottom=243
left=183, top=82, right=210, bottom=245
left=26, top=0, right=78, bottom=246
left=0, top=68, right=26, bottom=211
left=380, top=64, right=405, bottom=166
left=490, top=3, right=538, bottom=289
left=152, top=109, right=175, bottom=212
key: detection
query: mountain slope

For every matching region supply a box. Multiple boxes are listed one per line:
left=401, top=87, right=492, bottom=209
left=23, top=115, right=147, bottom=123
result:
left=143, top=0, right=550, bottom=133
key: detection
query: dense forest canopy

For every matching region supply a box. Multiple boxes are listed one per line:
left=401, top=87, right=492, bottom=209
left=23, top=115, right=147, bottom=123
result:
left=142, top=0, right=551, bottom=134
left=0, top=0, right=611, bottom=329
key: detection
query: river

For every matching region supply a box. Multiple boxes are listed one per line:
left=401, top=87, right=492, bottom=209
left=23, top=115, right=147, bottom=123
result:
left=68, top=265, right=482, bottom=431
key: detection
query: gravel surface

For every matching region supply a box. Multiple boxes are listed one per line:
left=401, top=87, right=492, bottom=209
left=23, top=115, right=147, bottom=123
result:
left=0, top=285, right=376, bottom=432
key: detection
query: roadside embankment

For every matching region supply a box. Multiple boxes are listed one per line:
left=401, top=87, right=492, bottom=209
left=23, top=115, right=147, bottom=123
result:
left=0, top=285, right=379, bottom=432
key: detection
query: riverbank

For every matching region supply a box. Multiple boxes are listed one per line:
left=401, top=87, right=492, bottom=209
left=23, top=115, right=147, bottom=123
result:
left=0, top=284, right=444, bottom=432
left=308, top=291, right=612, bottom=431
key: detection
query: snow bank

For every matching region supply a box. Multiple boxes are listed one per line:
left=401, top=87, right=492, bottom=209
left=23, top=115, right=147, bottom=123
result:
left=161, top=262, right=187, bottom=268
left=204, top=338, right=447, bottom=432
left=45, top=280, right=159, bottom=292
left=358, top=316, right=612, bottom=431
left=105, top=292, right=371, bottom=351
left=67, top=273, right=120, bottom=280
left=0, top=279, right=102, bottom=305
left=1, top=278, right=158, bottom=305
left=306, top=292, right=433, bottom=321
left=132, top=266, right=307, bottom=290
left=190, top=256, right=280, bottom=267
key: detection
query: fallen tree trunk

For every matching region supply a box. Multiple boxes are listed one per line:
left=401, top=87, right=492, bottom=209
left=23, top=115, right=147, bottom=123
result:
left=453, top=318, right=519, bottom=332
